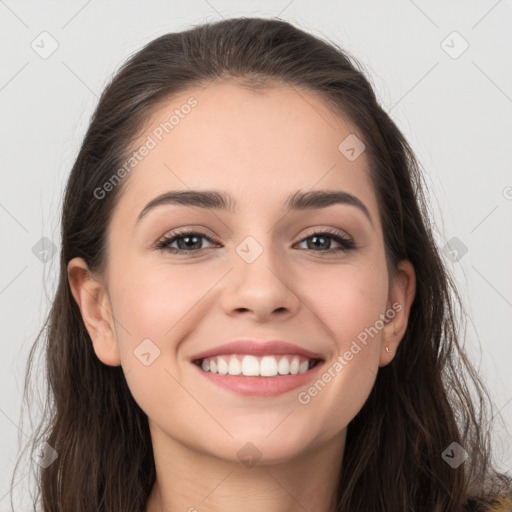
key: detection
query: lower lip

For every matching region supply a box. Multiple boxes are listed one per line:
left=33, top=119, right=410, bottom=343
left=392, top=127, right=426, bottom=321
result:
left=192, top=361, right=325, bottom=397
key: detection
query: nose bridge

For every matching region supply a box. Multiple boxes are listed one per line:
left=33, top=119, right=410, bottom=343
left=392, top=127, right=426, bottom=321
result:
left=235, top=231, right=288, bottom=288
left=220, top=230, right=301, bottom=318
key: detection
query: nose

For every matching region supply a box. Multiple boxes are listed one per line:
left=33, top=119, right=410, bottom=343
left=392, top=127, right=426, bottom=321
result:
left=219, top=245, right=302, bottom=322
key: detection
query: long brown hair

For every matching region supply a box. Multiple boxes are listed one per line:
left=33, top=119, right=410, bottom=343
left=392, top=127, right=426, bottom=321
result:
left=9, top=16, right=511, bottom=512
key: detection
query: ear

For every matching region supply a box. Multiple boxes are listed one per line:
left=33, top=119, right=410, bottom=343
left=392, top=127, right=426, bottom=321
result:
left=379, top=259, right=416, bottom=367
left=67, top=257, right=121, bottom=366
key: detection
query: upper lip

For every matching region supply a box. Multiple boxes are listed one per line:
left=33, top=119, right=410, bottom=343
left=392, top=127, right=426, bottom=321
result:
left=190, top=340, right=325, bottom=362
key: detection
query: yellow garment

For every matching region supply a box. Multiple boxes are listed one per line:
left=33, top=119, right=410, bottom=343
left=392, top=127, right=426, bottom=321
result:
left=487, top=496, right=512, bottom=511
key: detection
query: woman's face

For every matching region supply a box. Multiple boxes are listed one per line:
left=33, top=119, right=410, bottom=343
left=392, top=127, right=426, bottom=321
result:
left=69, top=81, right=415, bottom=465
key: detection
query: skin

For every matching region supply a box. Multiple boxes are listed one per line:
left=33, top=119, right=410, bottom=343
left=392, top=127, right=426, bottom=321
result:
left=68, top=80, right=416, bottom=512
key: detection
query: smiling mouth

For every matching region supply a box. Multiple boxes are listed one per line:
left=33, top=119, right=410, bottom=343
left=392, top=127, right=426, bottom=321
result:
left=193, top=354, right=322, bottom=377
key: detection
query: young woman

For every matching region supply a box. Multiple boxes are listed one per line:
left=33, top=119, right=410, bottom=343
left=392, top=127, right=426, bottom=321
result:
left=10, top=16, right=512, bottom=512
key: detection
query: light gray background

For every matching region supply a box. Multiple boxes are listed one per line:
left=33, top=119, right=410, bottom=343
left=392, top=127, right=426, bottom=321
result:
left=1, top=0, right=511, bottom=508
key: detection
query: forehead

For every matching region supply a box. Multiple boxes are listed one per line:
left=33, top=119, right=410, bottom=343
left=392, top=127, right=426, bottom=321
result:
left=113, top=80, right=378, bottom=224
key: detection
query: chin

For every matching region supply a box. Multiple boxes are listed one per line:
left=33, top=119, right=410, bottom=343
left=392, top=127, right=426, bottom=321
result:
left=226, top=425, right=319, bottom=466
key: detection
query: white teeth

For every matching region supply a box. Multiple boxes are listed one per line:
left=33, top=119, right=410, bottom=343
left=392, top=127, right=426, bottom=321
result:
left=241, top=355, right=260, bottom=376
left=278, top=357, right=290, bottom=375
left=217, top=356, right=228, bottom=375
left=290, top=356, right=300, bottom=375
left=260, top=356, right=278, bottom=377
left=228, top=357, right=241, bottom=375
left=299, top=360, right=309, bottom=374
left=198, top=354, right=317, bottom=377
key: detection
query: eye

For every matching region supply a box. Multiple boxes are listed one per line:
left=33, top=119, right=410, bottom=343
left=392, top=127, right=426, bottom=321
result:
left=154, top=229, right=218, bottom=254
left=295, top=228, right=356, bottom=253
left=154, top=227, right=356, bottom=255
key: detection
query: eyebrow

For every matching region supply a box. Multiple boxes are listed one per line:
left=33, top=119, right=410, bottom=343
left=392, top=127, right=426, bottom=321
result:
left=136, top=188, right=374, bottom=227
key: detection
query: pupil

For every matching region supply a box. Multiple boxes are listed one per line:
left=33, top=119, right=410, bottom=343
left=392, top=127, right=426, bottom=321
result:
left=179, top=235, right=200, bottom=250
left=310, top=235, right=329, bottom=250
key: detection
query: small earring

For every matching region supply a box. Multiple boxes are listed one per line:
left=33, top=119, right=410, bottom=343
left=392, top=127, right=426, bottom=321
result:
left=385, top=346, right=391, bottom=353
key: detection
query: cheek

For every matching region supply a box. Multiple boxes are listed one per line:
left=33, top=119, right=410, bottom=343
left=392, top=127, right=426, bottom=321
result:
left=294, top=263, right=386, bottom=425
left=109, top=260, right=210, bottom=347
left=109, top=262, right=212, bottom=421
left=305, top=261, right=388, bottom=349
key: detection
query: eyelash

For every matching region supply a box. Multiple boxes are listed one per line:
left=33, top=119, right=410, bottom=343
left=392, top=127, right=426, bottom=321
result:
left=154, top=228, right=357, bottom=255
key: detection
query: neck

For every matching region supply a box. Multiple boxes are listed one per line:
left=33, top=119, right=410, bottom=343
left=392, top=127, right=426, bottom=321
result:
left=146, top=427, right=346, bottom=512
